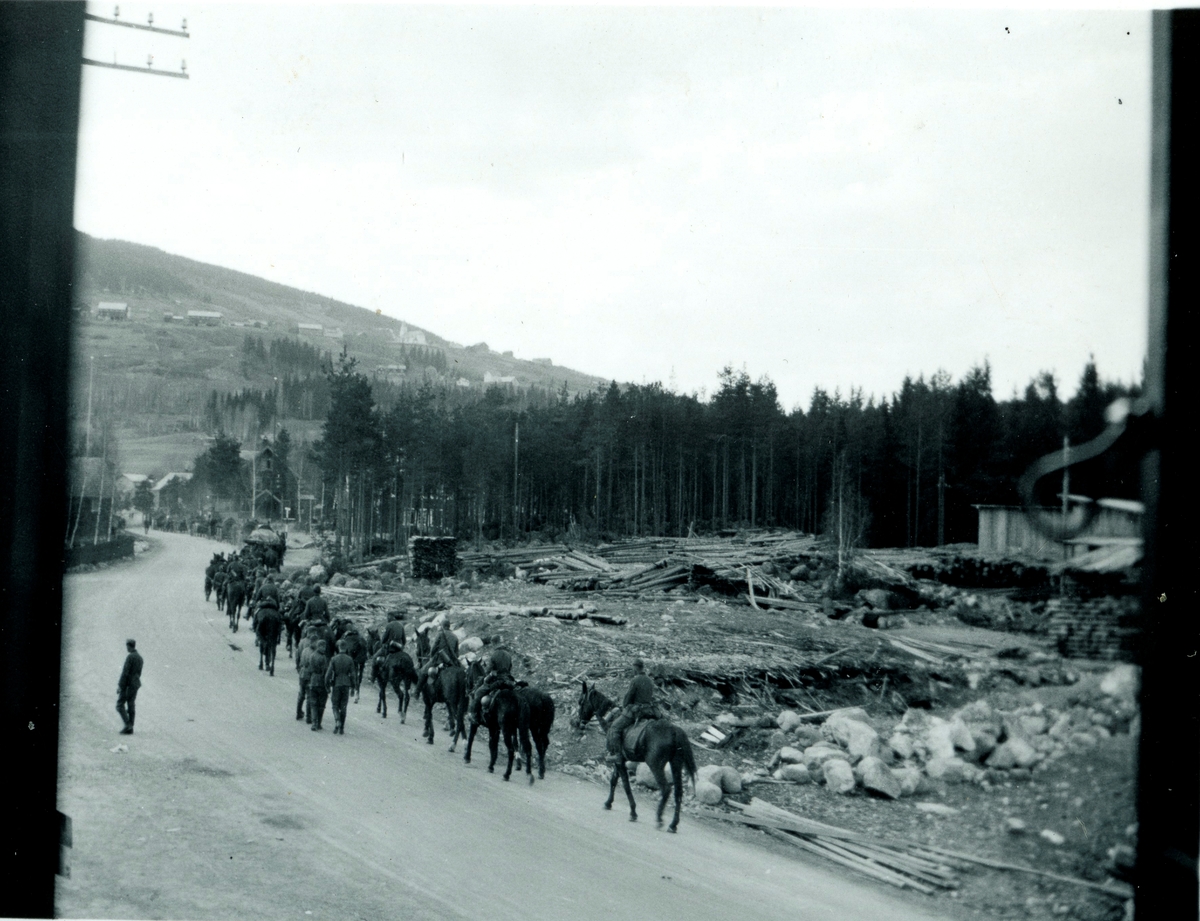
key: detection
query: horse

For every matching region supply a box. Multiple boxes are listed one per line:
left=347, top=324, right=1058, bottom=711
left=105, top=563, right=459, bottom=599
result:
left=419, top=664, right=468, bottom=751
left=256, top=606, right=282, bottom=675
left=371, top=643, right=418, bottom=722
left=338, top=628, right=369, bottom=702
left=516, top=686, right=556, bottom=780
left=577, top=682, right=697, bottom=833
left=226, top=578, right=247, bottom=631
left=215, top=573, right=228, bottom=612
left=414, top=626, right=431, bottom=669
left=464, top=686, right=532, bottom=783
left=282, top=599, right=305, bottom=658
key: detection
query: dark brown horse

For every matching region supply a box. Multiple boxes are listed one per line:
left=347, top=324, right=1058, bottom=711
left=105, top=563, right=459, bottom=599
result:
left=464, top=686, right=531, bottom=782
left=420, top=664, right=468, bottom=751
left=371, top=643, right=418, bottom=723
left=577, top=682, right=696, bottom=833
left=516, top=686, right=555, bottom=780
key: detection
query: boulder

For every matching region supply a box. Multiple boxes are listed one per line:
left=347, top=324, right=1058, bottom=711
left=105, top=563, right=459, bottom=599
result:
left=1005, top=817, right=1028, bottom=834
left=329, top=573, right=348, bottom=587
left=715, top=712, right=739, bottom=728
left=1040, top=829, right=1066, bottom=846
left=987, top=737, right=1039, bottom=770
left=694, top=780, right=725, bottom=805
left=776, top=710, right=804, bottom=733
left=893, top=766, right=925, bottom=797
left=779, top=764, right=812, bottom=784
left=768, top=731, right=789, bottom=750
left=1017, top=714, right=1049, bottom=737
left=792, top=726, right=824, bottom=748
left=823, top=759, right=857, bottom=794
left=346, top=577, right=364, bottom=589
left=888, top=733, right=915, bottom=760
left=860, top=588, right=897, bottom=610
left=779, top=746, right=806, bottom=765
left=460, top=636, right=484, bottom=653
left=635, top=762, right=672, bottom=788
left=308, top=564, right=328, bottom=583
left=825, top=713, right=882, bottom=763
left=859, top=757, right=902, bottom=799
left=697, top=765, right=742, bottom=794
left=926, top=757, right=969, bottom=783
left=1100, top=664, right=1139, bottom=701
left=803, top=743, right=849, bottom=773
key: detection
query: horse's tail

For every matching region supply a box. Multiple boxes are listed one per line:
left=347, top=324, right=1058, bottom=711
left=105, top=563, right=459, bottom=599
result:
left=677, top=728, right=698, bottom=794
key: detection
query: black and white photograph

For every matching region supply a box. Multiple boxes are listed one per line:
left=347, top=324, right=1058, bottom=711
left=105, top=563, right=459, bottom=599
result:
left=0, top=4, right=1195, bottom=921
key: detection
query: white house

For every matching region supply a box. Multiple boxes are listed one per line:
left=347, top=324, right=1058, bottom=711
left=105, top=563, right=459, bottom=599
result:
left=96, top=301, right=129, bottom=320
left=186, top=310, right=223, bottom=326
left=297, top=322, right=323, bottom=335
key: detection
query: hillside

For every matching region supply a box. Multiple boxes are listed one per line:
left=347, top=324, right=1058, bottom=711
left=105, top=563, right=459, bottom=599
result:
left=71, top=233, right=609, bottom=474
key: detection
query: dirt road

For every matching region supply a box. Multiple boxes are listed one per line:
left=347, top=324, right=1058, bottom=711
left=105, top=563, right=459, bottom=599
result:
left=55, top=532, right=958, bottom=921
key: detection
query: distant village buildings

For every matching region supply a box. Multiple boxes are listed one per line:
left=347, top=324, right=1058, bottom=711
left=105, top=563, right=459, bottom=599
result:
left=484, top=371, right=517, bottom=385
left=297, top=322, right=323, bottom=335
left=96, top=301, right=129, bottom=320
left=186, top=310, right=222, bottom=326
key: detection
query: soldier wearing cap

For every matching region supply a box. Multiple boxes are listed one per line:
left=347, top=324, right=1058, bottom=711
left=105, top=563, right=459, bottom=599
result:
left=468, top=647, right=515, bottom=726
left=303, top=586, right=329, bottom=624
left=296, top=632, right=316, bottom=722
left=381, top=611, right=407, bottom=650
left=605, top=658, right=661, bottom=763
left=117, top=639, right=143, bottom=735
left=306, top=640, right=331, bottom=731
left=325, top=639, right=358, bottom=735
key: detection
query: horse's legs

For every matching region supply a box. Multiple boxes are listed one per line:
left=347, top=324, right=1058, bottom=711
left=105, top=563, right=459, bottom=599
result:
left=604, top=765, right=619, bottom=810
left=502, top=724, right=518, bottom=781
left=519, top=724, right=534, bottom=785
left=668, top=755, right=685, bottom=833
left=486, top=723, right=500, bottom=773
left=650, top=760, right=672, bottom=829
left=400, top=683, right=409, bottom=724
left=464, top=720, right=479, bottom=764
left=619, top=764, right=638, bottom=821
left=423, top=697, right=434, bottom=744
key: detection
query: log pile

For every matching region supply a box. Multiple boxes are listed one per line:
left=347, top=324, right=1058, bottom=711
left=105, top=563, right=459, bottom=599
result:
left=410, top=536, right=458, bottom=580
left=717, top=798, right=963, bottom=893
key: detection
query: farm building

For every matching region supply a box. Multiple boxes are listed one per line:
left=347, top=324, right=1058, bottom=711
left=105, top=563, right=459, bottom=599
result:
left=67, top=457, right=117, bottom=545
left=186, top=310, right=222, bottom=326
left=297, top=323, right=323, bottom=335
left=974, top=498, right=1143, bottom=561
left=323, top=327, right=344, bottom=340
left=152, top=472, right=193, bottom=509
left=484, top=372, right=516, bottom=385
left=96, top=301, right=129, bottom=320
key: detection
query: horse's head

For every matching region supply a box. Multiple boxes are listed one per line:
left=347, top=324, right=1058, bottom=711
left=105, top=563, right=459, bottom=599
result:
left=575, top=681, right=613, bottom=730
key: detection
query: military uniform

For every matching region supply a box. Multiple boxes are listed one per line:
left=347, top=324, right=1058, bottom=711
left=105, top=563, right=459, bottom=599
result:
left=307, top=645, right=331, bottom=730
left=606, top=668, right=661, bottom=761
left=326, top=649, right=357, bottom=734
left=304, top=592, right=329, bottom=623
left=296, top=638, right=315, bottom=721
left=382, top=617, right=406, bottom=649
left=469, top=648, right=515, bottom=725
left=417, top=626, right=459, bottom=696
left=117, top=641, right=143, bottom=734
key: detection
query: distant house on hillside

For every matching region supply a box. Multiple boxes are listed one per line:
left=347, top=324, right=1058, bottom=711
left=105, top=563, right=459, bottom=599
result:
left=397, top=323, right=426, bottom=345
left=115, top=473, right=150, bottom=502
left=455, top=377, right=471, bottom=389
left=297, top=322, right=323, bottom=335
left=186, top=310, right=222, bottom=326
left=96, top=301, right=129, bottom=320
left=152, top=472, right=193, bottom=509
left=484, top=372, right=516, bottom=385
left=323, top=327, right=344, bottom=340
left=376, top=364, right=406, bottom=379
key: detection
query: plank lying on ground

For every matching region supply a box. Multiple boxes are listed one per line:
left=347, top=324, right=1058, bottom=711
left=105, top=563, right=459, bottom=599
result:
left=916, top=844, right=1134, bottom=898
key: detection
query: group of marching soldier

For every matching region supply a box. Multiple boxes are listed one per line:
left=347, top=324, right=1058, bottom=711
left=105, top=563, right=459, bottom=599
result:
left=201, top=549, right=517, bottom=737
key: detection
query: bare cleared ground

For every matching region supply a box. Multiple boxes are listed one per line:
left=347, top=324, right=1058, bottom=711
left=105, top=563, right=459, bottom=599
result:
left=56, top=532, right=960, bottom=921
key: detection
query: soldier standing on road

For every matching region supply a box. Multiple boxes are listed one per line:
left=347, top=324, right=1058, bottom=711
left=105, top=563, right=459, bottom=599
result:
left=326, top=639, right=357, bottom=735
left=307, top=640, right=331, bottom=731
left=116, top=639, right=143, bottom=735
left=296, top=633, right=315, bottom=722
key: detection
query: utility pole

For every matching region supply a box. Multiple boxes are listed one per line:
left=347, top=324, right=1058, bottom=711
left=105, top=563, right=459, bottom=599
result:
left=513, top=421, right=520, bottom=542
left=82, top=8, right=190, bottom=79
left=1061, top=435, right=1070, bottom=534
left=85, top=354, right=94, bottom=454
left=937, top=472, right=946, bottom=547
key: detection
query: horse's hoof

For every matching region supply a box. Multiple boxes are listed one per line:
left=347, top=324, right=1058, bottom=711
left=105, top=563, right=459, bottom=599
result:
left=528, top=775, right=535, bottom=786
left=629, top=815, right=638, bottom=823
left=603, top=802, right=612, bottom=811
left=668, top=826, right=678, bottom=834
left=488, top=766, right=494, bottom=774
left=503, top=775, right=511, bottom=782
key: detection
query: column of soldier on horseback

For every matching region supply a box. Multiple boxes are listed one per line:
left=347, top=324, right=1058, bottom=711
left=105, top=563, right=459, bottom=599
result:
left=199, top=552, right=696, bottom=827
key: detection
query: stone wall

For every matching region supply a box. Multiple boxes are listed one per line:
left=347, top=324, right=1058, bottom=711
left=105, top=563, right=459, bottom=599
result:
left=1046, top=594, right=1140, bottom=662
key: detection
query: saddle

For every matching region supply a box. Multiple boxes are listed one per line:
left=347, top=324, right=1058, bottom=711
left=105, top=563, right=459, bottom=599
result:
left=618, top=719, right=655, bottom=759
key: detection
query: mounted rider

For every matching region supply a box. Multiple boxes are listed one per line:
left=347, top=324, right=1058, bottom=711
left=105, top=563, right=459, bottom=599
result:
left=303, top=585, right=329, bottom=624
left=468, top=647, right=515, bottom=726
left=381, top=611, right=407, bottom=651
left=415, top=621, right=458, bottom=696
left=605, top=658, right=662, bottom=764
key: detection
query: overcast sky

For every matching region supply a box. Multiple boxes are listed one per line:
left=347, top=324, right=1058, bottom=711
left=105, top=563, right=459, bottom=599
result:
left=75, top=4, right=1151, bottom=410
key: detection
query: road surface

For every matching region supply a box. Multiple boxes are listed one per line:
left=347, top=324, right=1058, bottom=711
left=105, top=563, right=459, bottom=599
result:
left=56, top=532, right=959, bottom=921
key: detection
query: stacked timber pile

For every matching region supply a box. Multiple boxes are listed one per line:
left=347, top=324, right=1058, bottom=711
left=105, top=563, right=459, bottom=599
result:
left=717, top=798, right=964, bottom=894
left=410, top=536, right=458, bottom=580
